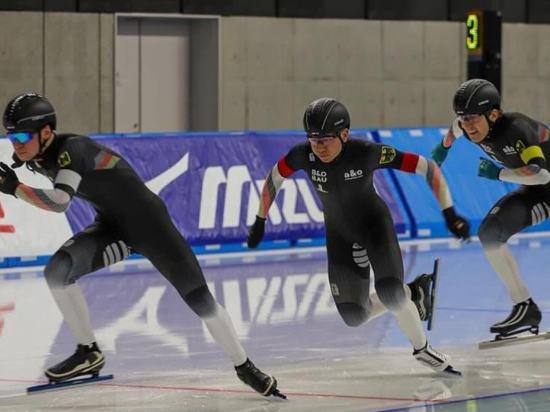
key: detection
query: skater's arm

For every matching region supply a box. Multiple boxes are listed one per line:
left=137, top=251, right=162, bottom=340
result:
left=403, top=153, right=470, bottom=239
left=15, top=139, right=85, bottom=212
left=248, top=145, right=306, bottom=249
left=256, top=157, right=292, bottom=219
left=248, top=158, right=292, bottom=249
left=442, top=118, right=462, bottom=148
left=497, top=143, right=550, bottom=185
left=406, top=155, right=452, bottom=210
left=372, top=145, right=453, bottom=211
left=431, top=118, right=462, bottom=165
left=256, top=146, right=306, bottom=218
left=0, top=162, right=73, bottom=212
left=370, top=144, right=470, bottom=240
left=15, top=182, right=73, bottom=213
left=498, top=162, right=550, bottom=185
left=479, top=122, right=550, bottom=185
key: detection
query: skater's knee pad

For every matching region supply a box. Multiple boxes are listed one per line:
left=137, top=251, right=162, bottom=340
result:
left=183, top=285, right=217, bottom=318
left=375, top=278, right=406, bottom=311
left=336, top=302, right=370, bottom=327
left=478, top=216, right=508, bottom=245
left=44, top=251, right=75, bottom=289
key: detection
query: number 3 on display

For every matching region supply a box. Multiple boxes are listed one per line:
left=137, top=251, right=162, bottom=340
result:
left=466, top=14, right=479, bottom=51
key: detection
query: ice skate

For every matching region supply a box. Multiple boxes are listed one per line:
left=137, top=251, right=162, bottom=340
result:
left=490, top=298, right=541, bottom=336
left=413, top=342, right=461, bottom=376
left=28, top=343, right=112, bottom=393
left=45, top=342, right=105, bottom=383
left=409, top=258, right=440, bottom=331
left=479, top=299, right=550, bottom=349
left=235, top=358, right=286, bottom=399
left=409, top=274, right=433, bottom=322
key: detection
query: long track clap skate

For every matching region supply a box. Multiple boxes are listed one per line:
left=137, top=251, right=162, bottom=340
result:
left=413, top=343, right=462, bottom=377
left=479, top=299, right=550, bottom=350
left=236, top=359, right=287, bottom=399
left=27, top=373, right=114, bottom=394
left=410, top=259, right=441, bottom=331
left=27, top=343, right=113, bottom=394
left=426, top=258, right=440, bottom=332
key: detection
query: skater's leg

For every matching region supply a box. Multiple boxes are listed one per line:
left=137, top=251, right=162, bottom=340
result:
left=48, top=282, right=95, bottom=346
left=353, top=243, right=397, bottom=320
left=344, top=243, right=431, bottom=324
left=138, top=235, right=248, bottom=367
left=367, top=289, right=388, bottom=321
left=363, top=216, right=426, bottom=350
left=133, top=205, right=278, bottom=397
left=367, top=278, right=432, bottom=322
left=326, top=229, right=373, bottom=327
left=478, top=187, right=544, bottom=334
left=182, top=284, right=246, bottom=366
left=44, top=221, right=129, bottom=381
left=374, top=266, right=427, bottom=350
left=328, top=213, right=447, bottom=370
left=181, top=284, right=279, bottom=396
left=362, top=208, right=454, bottom=373
left=368, top=247, right=451, bottom=371
left=369, top=273, right=435, bottom=322
left=478, top=190, right=534, bottom=304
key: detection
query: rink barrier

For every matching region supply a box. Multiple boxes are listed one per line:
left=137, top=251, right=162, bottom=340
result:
left=1, top=126, right=548, bottom=268
left=3, top=231, right=550, bottom=276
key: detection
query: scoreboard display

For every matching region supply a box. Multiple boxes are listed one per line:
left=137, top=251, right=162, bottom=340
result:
left=466, top=10, right=502, bottom=92
left=466, top=11, right=483, bottom=56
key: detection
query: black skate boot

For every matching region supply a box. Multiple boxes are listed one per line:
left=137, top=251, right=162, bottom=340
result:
left=490, top=298, right=542, bottom=337
left=235, top=359, right=286, bottom=399
left=408, top=274, right=434, bottom=322
left=45, top=342, right=105, bottom=383
left=413, top=342, right=461, bottom=376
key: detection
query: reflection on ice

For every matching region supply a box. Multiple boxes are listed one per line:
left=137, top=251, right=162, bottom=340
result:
left=1, top=239, right=550, bottom=411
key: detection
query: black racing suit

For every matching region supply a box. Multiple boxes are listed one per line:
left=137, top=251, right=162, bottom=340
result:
left=24, top=133, right=210, bottom=314
left=461, top=112, right=550, bottom=243
left=278, top=138, right=436, bottom=325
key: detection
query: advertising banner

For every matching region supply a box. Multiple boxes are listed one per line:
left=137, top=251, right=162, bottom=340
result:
left=0, top=132, right=409, bottom=262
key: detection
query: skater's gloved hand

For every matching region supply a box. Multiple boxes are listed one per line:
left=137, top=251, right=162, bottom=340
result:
left=0, top=162, right=19, bottom=197
left=247, top=215, right=266, bottom=248
left=443, top=207, right=470, bottom=241
left=431, top=141, right=449, bottom=166
left=478, top=158, right=501, bottom=180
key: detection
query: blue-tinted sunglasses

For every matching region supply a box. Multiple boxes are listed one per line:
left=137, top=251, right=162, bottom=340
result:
left=307, top=134, right=339, bottom=145
left=7, top=131, right=34, bottom=144
left=458, top=114, right=482, bottom=123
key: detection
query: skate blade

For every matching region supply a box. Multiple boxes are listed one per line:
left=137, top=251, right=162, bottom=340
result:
left=427, top=258, right=440, bottom=332
left=478, top=331, right=550, bottom=350
left=272, top=389, right=288, bottom=399
left=440, top=366, right=462, bottom=377
left=27, top=374, right=114, bottom=394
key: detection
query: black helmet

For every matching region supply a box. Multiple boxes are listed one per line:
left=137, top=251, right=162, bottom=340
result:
left=3, top=93, right=57, bottom=133
left=453, top=79, right=501, bottom=115
left=303, top=98, right=350, bottom=137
